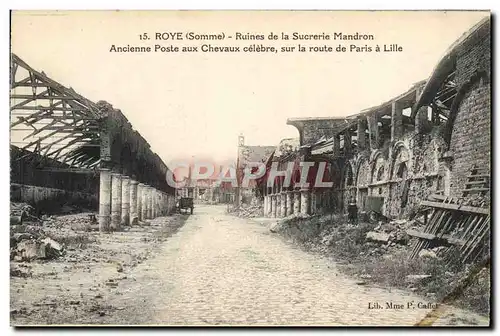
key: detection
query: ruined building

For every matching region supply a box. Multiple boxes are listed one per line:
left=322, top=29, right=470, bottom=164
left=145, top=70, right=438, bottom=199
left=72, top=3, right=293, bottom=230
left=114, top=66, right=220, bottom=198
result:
left=260, top=17, right=491, bottom=219
left=10, top=55, right=177, bottom=231
left=236, top=134, right=275, bottom=205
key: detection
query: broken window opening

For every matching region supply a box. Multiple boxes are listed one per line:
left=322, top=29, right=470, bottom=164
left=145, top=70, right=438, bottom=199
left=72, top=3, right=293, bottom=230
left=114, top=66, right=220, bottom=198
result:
left=396, top=162, right=408, bottom=179
left=376, top=166, right=385, bottom=181
left=346, top=165, right=354, bottom=186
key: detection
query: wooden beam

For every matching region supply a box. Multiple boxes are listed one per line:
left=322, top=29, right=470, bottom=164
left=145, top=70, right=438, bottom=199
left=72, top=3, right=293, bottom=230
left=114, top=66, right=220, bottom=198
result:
left=11, top=106, right=89, bottom=112
left=420, top=200, right=490, bottom=215
left=37, top=167, right=97, bottom=174
left=462, top=188, right=490, bottom=193
left=9, top=90, right=50, bottom=110
left=10, top=94, right=84, bottom=100
left=46, top=136, right=92, bottom=157
left=406, top=229, right=466, bottom=246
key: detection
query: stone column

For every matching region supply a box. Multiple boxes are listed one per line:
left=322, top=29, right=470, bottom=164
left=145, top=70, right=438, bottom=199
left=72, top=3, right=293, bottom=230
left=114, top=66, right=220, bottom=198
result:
left=160, top=192, right=165, bottom=216
left=154, top=189, right=159, bottom=218
left=367, top=114, right=379, bottom=150
left=415, top=86, right=430, bottom=134
left=166, top=194, right=171, bottom=215
left=137, top=183, right=143, bottom=221
left=267, top=195, right=273, bottom=217
left=111, top=173, right=122, bottom=231
left=163, top=193, right=169, bottom=216
left=276, top=193, right=282, bottom=217
left=300, top=188, right=310, bottom=215
left=141, top=184, right=149, bottom=220
left=159, top=192, right=164, bottom=216
left=357, top=118, right=368, bottom=150
left=280, top=192, right=287, bottom=218
left=344, top=130, right=352, bottom=155
left=310, top=189, right=317, bottom=214
left=286, top=191, right=293, bottom=216
left=121, top=176, right=130, bottom=226
left=98, top=168, right=112, bottom=232
left=293, top=190, right=301, bottom=214
left=151, top=188, right=156, bottom=218
left=415, top=106, right=430, bottom=134
left=130, top=180, right=139, bottom=225
left=391, top=101, right=403, bottom=141
left=264, top=195, right=269, bottom=217
left=147, top=187, right=153, bottom=219
left=271, top=195, right=277, bottom=218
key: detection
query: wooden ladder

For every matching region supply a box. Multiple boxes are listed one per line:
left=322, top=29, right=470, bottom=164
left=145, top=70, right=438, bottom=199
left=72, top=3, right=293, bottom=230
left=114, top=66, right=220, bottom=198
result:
left=462, top=165, right=490, bottom=197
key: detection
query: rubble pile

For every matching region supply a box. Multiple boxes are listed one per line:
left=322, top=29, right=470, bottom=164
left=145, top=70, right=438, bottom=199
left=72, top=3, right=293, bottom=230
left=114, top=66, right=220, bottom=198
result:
left=363, top=219, right=411, bottom=257
left=10, top=202, right=37, bottom=224
left=42, top=213, right=99, bottom=232
left=10, top=203, right=99, bottom=262
left=11, top=234, right=64, bottom=262
left=233, top=204, right=264, bottom=218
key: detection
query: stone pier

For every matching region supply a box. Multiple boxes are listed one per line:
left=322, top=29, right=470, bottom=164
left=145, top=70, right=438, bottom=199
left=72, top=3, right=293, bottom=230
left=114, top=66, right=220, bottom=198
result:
left=121, top=176, right=130, bottom=226
left=263, top=195, right=269, bottom=217
left=272, top=195, right=277, bottom=218
left=130, top=180, right=138, bottom=225
left=300, top=188, right=310, bottom=215
left=286, top=191, right=293, bottom=216
left=280, top=192, right=287, bottom=218
left=141, top=184, right=149, bottom=220
left=310, top=189, right=317, bottom=215
left=293, top=190, right=301, bottom=214
left=111, top=173, right=122, bottom=230
left=267, top=195, right=273, bottom=217
left=147, top=186, right=153, bottom=219
left=98, top=168, right=112, bottom=232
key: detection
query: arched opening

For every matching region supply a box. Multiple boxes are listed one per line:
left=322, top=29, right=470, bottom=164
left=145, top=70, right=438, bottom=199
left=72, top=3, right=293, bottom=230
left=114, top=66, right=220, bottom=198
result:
left=391, top=145, right=410, bottom=216
left=356, top=158, right=370, bottom=211
left=376, top=166, right=385, bottom=181
left=345, top=164, right=354, bottom=186
left=396, top=162, right=408, bottom=179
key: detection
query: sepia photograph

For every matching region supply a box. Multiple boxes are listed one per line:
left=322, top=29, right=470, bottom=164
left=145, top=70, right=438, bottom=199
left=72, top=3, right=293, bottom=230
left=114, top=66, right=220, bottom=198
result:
left=8, top=10, right=491, bottom=326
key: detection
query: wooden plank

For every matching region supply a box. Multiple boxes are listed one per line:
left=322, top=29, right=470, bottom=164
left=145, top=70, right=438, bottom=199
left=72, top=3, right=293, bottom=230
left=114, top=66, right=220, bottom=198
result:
left=11, top=106, right=88, bottom=112
left=465, top=180, right=488, bottom=185
left=467, top=174, right=490, bottom=178
left=459, top=216, right=487, bottom=254
left=462, top=188, right=489, bottom=193
left=420, top=200, right=490, bottom=215
left=461, top=217, right=489, bottom=263
left=406, top=229, right=466, bottom=246
left=11, top=94, right=81, bottom=100
left=428, top=194, right=452, bottom=202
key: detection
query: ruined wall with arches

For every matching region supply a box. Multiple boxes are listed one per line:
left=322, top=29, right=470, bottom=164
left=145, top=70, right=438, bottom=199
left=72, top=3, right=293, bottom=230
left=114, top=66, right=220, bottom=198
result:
left=339, top=131, right=448, bottom=219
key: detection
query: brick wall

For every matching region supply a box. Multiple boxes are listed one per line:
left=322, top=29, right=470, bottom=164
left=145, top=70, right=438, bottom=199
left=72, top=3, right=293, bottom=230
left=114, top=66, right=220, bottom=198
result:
left=449, top=79, right=491, bottom=198
left=449, top=32, right=491, bottom=199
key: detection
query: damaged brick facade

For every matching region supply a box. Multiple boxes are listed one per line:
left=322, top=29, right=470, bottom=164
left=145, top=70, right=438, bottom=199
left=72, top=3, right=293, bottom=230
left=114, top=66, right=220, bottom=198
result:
left=262, top=17, right=491, bottom=220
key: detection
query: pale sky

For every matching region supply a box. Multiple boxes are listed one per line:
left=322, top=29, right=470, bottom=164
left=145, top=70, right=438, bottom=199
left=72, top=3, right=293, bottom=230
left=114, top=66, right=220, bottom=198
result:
left=11, top=10, right=489, bottom=164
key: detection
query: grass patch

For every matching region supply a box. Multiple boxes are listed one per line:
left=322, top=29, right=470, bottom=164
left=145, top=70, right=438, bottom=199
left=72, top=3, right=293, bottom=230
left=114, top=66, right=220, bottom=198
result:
left=273, top=214, right=491, bottom=316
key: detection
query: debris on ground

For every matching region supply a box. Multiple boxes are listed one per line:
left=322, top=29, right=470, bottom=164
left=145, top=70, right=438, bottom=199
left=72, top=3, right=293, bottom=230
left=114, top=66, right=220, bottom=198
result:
left=10, top=203, right=38, bottom=224
left=12, top=236, right=64, bottom=262
left=264, top=209, right=490, bottom=316
left=229, top=204, right=264, bottom=218
left=10, top=204, right=188, bottom=325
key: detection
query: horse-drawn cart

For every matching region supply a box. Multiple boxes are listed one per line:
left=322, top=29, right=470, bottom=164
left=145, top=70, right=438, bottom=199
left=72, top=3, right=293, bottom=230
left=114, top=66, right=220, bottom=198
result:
left=177, top=197, right=194, bottom=214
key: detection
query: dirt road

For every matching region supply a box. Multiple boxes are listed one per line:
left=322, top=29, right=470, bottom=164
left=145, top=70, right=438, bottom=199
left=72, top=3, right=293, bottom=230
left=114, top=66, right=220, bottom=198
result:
left=12, top=205, right=489, bottom=326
